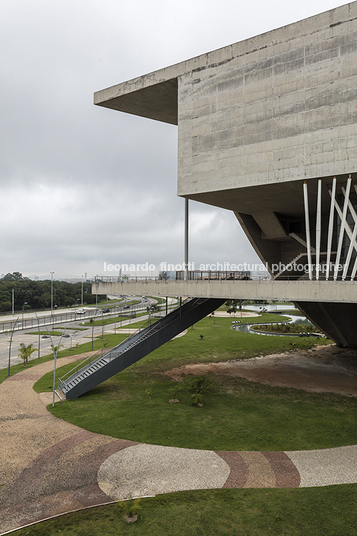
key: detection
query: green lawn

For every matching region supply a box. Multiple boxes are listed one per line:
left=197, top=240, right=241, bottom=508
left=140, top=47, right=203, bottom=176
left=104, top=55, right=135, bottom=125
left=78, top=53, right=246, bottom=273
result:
left=0, top=332, right=128, bottom=386
left=116, top=317, right=159, bottom=329
left=32, top=315, right=351, bottom=452
left=12, top=312, right=357, bottom=536
left=222, top=311, right=289, bottom=323
left=34, top=314, right=326, bottom=389
left=48, top=364, right=356, bottom=452
left=81, top=312, right=147, bottom=327
left=10, top=486, right=357, bottom=536
left=26, top=331, right=66, bottom=336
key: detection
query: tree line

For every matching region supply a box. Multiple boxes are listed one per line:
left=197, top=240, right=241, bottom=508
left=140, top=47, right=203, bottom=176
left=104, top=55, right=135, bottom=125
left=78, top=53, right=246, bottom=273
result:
left=0, top=272, right=105, bottom=312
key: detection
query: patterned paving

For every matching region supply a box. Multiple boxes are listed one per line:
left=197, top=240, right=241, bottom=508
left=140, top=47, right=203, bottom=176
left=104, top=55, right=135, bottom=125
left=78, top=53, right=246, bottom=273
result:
left=0, top=358, right=356, bottom=534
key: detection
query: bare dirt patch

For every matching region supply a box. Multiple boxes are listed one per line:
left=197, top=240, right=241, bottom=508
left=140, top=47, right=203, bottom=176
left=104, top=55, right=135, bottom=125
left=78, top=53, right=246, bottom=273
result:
left=165, top=345, right=357, bottom=397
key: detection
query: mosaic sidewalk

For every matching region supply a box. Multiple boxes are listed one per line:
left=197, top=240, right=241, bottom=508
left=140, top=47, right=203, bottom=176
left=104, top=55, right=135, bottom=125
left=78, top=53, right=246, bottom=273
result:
left=0, top=358, right=356, bottom=534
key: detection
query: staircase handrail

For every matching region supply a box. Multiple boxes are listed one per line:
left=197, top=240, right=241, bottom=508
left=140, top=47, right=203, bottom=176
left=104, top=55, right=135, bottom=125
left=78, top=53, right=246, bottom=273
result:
left=58, top=346, right=109, bottom=386
left=59, top=299, right=196, bottom=389
left=59, top=316, right=155, bottom=388
left=61, top=296, right=224, bottom=398
left=104, top=298, right=197, bottom=358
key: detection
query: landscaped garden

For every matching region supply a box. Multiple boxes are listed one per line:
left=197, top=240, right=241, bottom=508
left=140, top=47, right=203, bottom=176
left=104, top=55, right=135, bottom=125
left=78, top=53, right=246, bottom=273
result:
left=32, top=315, right=355, bottom=452
left=10, top=485, right=357, bottom=536
left=8, top=309, right=357, bottom=535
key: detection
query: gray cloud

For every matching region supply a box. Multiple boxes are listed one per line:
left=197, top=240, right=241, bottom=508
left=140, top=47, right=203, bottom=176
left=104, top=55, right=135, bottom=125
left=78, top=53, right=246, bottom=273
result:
left=0, top=0, right=347, bottom=278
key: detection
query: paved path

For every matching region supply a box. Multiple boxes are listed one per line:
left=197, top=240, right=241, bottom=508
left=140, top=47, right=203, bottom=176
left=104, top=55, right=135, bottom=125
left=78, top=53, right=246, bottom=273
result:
left=0, top=357, right=357, bottom=534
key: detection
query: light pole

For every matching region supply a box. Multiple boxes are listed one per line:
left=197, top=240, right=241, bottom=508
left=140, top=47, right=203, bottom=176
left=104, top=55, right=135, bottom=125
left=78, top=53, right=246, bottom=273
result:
left=114, top=305, right=118, bottom=334
left=50, top=271, right=54, bottom=329
left=12, top=288, right=15, bottom=315
left=47, top=328, right=66, bottom=407
left=81, top=276, right=84, bottom=307
left=22, top=301, right=27, bottom=327
left=35, top=314, right=41, bottom=358
left=8, top=317, right=19, bottom=376
left=90, top=318, right=94, bottom=350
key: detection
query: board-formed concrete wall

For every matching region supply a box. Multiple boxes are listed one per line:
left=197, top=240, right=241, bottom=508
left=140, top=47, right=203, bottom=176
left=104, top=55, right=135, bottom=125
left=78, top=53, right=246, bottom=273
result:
left=94, top=2, right=357, bottom=346
left=177, top=2, right=357, bottom=197
left=94, top=2, right=357, bottom=201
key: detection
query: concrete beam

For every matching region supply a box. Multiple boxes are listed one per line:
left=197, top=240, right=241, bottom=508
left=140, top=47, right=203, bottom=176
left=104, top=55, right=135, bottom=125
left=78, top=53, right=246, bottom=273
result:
left=92, top=279, right=357, bottom=304
left=94, top=78, right=178, bottom=125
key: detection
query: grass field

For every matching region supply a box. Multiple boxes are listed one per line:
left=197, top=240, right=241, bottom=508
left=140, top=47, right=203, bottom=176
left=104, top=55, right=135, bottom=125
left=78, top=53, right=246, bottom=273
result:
left=48, top=366, right=357, bottom=451
left=32, top=315, right=354, bottom=452
left=11, top=311, right=357, bottom=536
left=10, top=486, right=357, bottom=536
left=81, top=312, right=147, bottom=327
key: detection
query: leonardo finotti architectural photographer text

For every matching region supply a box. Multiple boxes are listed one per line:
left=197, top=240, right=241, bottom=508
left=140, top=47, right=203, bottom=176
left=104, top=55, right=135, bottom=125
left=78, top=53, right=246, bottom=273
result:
left=103, top=261, right=268, bottom=273
left=103, top=261, right=349, bottom=275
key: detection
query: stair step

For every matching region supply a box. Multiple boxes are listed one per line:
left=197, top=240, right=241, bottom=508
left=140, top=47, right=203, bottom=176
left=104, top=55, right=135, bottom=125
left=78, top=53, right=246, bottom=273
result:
left=62, top=297, right=225, bottom=398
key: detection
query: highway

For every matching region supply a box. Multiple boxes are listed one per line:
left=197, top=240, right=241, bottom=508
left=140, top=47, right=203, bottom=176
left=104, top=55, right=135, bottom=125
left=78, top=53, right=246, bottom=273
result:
left=0, top=296, right=171, bottom=371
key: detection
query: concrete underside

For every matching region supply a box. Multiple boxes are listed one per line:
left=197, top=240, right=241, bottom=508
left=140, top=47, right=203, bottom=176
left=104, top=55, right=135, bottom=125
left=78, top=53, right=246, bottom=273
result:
left=94, top=3, right=357, bottom=201
left=296, top=302, right=357, bottom=348
left=94, top=2, right=357, bottom=347
left=93, top=280, right=357, bottom=347
left=93, top=280, right=357, bottom=304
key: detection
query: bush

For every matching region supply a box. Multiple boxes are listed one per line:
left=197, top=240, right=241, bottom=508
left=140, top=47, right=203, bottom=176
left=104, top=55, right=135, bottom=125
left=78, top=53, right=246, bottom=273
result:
left=184, top=375, right=212, bottom=395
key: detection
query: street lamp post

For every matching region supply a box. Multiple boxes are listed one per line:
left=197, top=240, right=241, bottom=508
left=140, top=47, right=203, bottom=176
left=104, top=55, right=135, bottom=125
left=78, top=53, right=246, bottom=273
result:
left=22, top=301, right=27, bottom=327
left=35, top=314, right=41, bottom=358
left=8, top=317, right=19, bottom=376
left=50, top=271, right=54, bottom=330
left=47, top=328, right=66, bottom=407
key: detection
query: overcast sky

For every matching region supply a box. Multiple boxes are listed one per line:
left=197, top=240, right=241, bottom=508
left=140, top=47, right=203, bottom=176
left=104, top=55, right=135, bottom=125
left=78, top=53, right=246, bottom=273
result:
left=0, top=0, right=349, bottom=280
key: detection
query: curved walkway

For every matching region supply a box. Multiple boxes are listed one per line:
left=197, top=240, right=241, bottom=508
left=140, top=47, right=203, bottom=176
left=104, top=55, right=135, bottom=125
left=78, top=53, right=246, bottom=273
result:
left=0, top=357, right=357, bottom=534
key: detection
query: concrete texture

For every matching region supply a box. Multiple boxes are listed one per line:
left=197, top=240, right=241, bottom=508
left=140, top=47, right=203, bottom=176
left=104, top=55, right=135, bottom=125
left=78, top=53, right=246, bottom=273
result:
left=93, top=2, right=357, bottom=348
left=94, top=2, right=357, bottom=201
left=92, top=279, right=357, bottom=303
left=1, top=355, right=357, bottom=533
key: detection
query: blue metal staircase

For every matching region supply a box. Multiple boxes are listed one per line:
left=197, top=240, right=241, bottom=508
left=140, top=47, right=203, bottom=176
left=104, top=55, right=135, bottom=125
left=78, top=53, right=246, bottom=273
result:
left=59, top=297, right=225, bottom=399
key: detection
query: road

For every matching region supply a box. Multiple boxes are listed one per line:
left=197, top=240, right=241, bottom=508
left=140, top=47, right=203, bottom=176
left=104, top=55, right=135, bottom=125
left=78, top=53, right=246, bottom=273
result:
left=0, top=296, right=177, bottom=371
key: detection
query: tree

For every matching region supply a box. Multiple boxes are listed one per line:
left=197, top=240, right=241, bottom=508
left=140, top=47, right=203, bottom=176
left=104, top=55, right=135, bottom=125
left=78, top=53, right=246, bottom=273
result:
left=50, top=343, right=64, bottom=356
left=18, top=343, right=37, bottom=365
left=147, top=304, right=159, bottom=313
left=0, top=300, right=11, bottom=312
left=2, top=272, right=26, bottom=281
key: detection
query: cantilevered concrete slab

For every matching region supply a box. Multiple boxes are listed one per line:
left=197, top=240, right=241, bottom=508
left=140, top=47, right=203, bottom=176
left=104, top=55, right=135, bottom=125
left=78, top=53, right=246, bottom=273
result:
left=94, top=2, right=357, bottom=206
left=93, top=279, right=357, bottom=304
left=94, top=2, right=357, bottom=347
left=95, top=78, right=178, bottom=125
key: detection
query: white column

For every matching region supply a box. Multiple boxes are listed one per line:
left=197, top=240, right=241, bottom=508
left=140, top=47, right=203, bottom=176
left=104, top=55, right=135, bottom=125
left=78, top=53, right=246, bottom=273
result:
left=334, top=176, right=351, bottom=280
left=184, top=198, right=189, bottom=281
left=315, top=180, right=322, bottom=280
left=303, top=182, right=313, bottom=281
left=326, top=178, right=336, bottom=280
left=341, top=180, right=357, bottom=280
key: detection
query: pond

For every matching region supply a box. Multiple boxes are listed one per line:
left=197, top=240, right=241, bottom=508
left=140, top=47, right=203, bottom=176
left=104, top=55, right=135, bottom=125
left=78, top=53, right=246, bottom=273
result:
left=232, top=312, right=316, bottom=337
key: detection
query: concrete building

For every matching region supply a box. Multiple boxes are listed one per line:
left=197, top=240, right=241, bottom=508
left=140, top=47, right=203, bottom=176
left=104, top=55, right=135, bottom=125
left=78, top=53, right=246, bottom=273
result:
left=93, top=2, right=357, bottom=347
